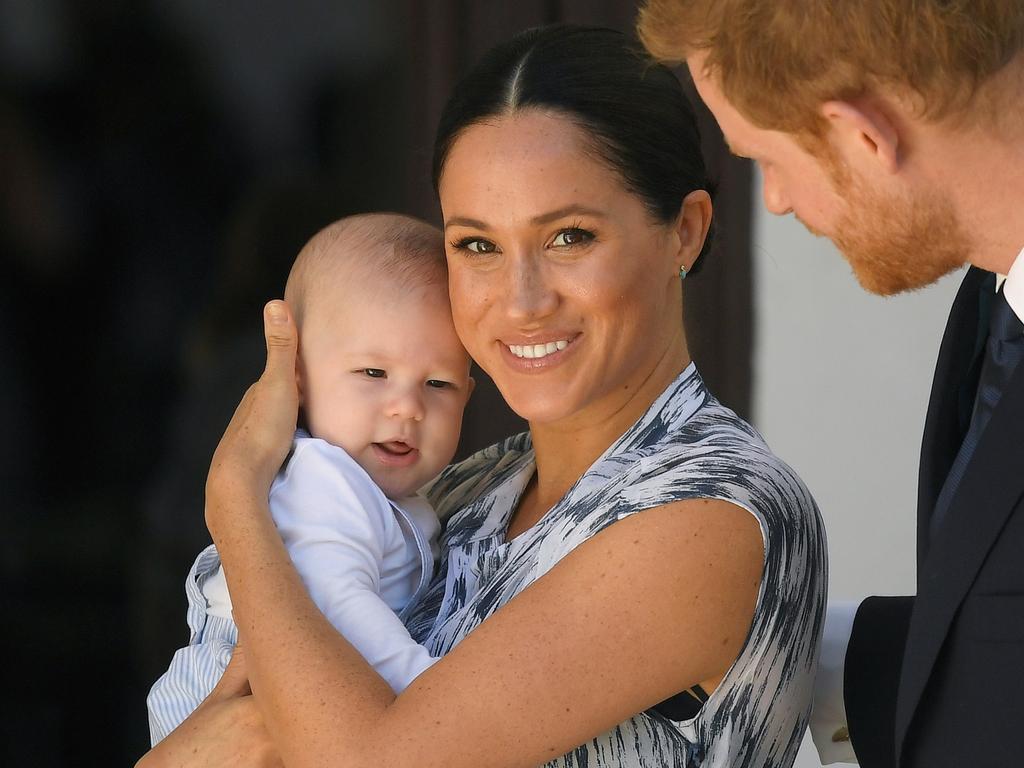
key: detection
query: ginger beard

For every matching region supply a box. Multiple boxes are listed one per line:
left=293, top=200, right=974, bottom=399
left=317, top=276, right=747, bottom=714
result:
left=818, top=159, right=969, bottom=296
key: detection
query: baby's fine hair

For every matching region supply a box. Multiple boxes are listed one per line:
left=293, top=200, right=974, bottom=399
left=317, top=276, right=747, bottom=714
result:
left=285, top=212, right=446, bottom=327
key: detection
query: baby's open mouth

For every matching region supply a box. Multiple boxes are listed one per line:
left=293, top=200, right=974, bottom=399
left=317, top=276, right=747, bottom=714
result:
left=375, top=441, right=414, bottom=456
left=372, top=441, right=419, bottom=467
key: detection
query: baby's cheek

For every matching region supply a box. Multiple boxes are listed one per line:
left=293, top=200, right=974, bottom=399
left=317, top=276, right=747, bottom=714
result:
left=306, top=407, right=364, bottom=455
left=426, top=411, right=463, bottom=470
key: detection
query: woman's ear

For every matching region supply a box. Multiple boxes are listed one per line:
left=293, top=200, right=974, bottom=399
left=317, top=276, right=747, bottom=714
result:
left=675, top=189, right=713, bottom=271
left=820, top=99, right=901, bottom=173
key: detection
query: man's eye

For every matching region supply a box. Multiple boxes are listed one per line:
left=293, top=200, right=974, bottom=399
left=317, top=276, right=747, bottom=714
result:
left=551, top=228, right=594, bottom=247
left=361, top=368, right=386, bottom=379
left=451, top=237, right=497, bottom=254
left=426, top=379, right=452, bottom=389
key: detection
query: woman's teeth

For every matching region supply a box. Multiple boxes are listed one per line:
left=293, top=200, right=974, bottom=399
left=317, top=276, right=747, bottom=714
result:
left=507, top=340, right=569, bottom=359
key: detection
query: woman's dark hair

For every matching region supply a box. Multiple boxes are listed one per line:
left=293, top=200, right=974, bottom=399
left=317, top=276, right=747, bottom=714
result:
left=432, top=24, right=716, bottom=274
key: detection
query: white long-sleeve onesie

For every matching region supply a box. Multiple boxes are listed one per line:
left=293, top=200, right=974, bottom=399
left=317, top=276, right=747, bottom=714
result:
left=146, top=431, right=440, bottom=745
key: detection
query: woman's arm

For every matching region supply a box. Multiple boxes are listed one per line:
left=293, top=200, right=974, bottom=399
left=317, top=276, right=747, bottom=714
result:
left=165, top=301, right=765, bottom=768
left=225, top=493, right=762, bottom=768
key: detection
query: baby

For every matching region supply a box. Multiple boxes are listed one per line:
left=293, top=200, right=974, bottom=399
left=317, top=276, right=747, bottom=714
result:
left=147, top=213, right=473, bottom=744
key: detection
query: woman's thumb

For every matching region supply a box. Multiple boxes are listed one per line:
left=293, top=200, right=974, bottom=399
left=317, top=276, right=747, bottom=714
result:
left=263, top=300, right=297, bottom=379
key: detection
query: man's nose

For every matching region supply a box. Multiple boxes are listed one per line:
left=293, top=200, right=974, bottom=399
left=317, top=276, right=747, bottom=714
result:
left=761, top=169, right=793, bottom=216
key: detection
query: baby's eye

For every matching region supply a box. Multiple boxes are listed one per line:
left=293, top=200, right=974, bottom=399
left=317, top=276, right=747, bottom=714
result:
left=426, top=379, right=453, bottom=389
left=360, top=368, right=386, bottom=379
left=551, top=228, right=594, bottom=247
left=451, top=237, right=497, bottom=255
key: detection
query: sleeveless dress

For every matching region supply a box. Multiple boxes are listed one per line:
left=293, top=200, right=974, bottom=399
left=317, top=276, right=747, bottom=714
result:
left=404, top=365, right=827, bottom=767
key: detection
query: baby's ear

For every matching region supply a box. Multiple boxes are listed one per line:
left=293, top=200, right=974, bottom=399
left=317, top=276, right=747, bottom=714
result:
left=466, top=376, right=476, bottom=401
left=294, top=349, right=306, bottom=406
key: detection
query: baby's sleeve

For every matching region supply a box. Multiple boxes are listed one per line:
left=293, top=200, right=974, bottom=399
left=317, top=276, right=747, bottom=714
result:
left=146, top=545, right=239, bottom=745
left=270, top=440, right=438, bottom=694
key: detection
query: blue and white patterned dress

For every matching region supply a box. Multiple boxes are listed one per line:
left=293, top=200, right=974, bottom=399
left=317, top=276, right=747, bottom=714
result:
left=405, top=364, right=827, bottom=767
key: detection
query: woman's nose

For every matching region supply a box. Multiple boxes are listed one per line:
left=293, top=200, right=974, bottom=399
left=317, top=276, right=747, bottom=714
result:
left=386, top=386, right=425, bottom=422
left=505, top=253, right=558, bottom=322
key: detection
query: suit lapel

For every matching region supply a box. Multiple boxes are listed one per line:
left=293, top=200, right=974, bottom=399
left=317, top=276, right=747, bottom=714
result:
left=895, top=357, right=1024, bottom=763
left=916, top=268, right=989, bottom=564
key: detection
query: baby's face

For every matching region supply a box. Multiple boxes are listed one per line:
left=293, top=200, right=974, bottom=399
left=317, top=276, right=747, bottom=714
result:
left=298, top=279, right=472, bottom=498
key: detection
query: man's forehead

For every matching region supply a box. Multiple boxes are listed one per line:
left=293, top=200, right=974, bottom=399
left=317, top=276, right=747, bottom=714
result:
left=685, top=55, right=727, bottom=121
left=684, top=54, right=758, bottom=157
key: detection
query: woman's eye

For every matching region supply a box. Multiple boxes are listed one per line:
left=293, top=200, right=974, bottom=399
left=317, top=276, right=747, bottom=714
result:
left=551, top=228, right=594, bottom=247
left=361, top=368, right=386, bottom=379
left=426, top=379, right=452, bottom=389
left=452, top=237, right=497, bottom=255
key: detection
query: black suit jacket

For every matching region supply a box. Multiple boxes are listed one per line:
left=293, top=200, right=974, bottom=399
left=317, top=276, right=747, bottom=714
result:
left=843, top=267, right=1024, bottom=768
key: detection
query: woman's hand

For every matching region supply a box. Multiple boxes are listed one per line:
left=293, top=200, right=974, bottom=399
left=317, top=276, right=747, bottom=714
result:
left=137, top=646, right=282, bottom=768
left=205, top=300, right=299, bottom=538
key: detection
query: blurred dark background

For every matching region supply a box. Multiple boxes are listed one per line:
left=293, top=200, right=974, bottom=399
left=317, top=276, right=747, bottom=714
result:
left=0, top=1, right=751, bottom=764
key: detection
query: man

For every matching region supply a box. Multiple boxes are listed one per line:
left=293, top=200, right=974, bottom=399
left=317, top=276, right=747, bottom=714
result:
left=637, top=2, right=1024, bottom=767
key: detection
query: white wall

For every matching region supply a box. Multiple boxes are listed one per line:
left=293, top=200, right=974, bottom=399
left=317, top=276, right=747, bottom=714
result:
left=747, top=171, right=966, bottom=766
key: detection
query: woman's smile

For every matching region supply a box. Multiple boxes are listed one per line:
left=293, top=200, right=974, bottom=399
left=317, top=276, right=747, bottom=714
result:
left=499, top=333, right=580, bottom=371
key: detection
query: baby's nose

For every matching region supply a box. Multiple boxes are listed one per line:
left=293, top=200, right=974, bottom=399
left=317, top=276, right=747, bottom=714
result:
left=386, top=387, right=425, bottom=422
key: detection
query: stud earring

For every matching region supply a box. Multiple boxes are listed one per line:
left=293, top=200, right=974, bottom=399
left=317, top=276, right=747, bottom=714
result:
left=679, top=265, right=688, bottom=280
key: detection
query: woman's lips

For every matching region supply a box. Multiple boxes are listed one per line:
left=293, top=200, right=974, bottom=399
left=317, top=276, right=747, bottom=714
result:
left=499, top=333, right=579, bottom=371
left=372, top=441, right=419, bottom=467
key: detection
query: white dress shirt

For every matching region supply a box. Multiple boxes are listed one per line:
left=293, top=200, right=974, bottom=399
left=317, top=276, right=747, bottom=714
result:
left=999, top=246, right=1024, bottom=322
left=810, top=247, right=1024, bottom=764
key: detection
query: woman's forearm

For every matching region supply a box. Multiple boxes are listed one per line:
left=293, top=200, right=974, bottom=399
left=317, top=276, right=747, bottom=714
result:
left=211, top=491, right=396, bottom=768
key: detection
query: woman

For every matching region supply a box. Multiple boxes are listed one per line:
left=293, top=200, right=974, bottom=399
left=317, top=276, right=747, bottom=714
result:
left=140, top=25, right=825, bottom=768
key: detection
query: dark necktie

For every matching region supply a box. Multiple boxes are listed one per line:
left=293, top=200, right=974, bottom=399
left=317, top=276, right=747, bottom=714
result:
left=930, top=284, right=1024, bottom=539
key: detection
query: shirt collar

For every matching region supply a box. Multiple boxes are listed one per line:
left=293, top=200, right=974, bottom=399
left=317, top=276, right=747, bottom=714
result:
left=999, top=245, right=1024, bottom=324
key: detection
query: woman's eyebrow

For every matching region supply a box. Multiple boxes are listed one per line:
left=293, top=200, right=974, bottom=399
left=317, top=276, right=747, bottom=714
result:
left=444, top=216, right=490, bottom=231
left=445, top=205, right=607, bottom=232
left=531, top=204, right=606, bottom=225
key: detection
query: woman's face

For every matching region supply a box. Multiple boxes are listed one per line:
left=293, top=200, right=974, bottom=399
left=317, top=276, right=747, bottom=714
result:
left=439, top=110, right=703, bottom=426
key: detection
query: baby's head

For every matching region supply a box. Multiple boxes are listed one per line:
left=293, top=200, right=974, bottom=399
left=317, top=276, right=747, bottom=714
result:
left=285, top=213, right=473, bottom=499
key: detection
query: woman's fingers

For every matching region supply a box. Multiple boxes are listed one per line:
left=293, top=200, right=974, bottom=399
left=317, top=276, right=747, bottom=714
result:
left=249, top=299, right=300, bottom=455
left=212, top=643, right=252, bottom=699
left=206, top=301, right=300, bottom=525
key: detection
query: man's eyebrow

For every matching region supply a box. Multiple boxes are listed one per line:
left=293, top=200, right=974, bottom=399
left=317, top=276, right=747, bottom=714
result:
left=444, top=205, right=607, bottom=232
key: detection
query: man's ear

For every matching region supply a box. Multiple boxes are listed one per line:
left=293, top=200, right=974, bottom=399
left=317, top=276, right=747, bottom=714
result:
left=820, top=99, right=901, bottom=173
